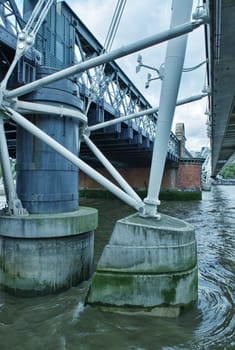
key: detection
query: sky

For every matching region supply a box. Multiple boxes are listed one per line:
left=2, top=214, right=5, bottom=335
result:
left=65, top=0, right=209, bottom=152
left=15, top=0, right=209, bottom=152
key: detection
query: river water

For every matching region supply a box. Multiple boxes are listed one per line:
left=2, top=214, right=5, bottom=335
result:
left=0, top=185, right=234, bottom=349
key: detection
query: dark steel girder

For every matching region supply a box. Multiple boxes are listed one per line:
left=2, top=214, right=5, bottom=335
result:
left=208, top=0, right=235, bottom=176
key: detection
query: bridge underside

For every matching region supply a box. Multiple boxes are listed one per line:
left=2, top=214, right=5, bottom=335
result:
left=80, top=101, right=178, bottom=168
left=81, top=134, right=177, bottom=168
left=209, top=0, right=235, bottom=176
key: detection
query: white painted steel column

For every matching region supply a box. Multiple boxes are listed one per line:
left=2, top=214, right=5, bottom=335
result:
left=142, top=0, right=194, bottom=218
left=0, top=113, right=27, bottom=215
left=0, top=116, right=15, bottom=202
left=83, top=134, right=142, bottom=202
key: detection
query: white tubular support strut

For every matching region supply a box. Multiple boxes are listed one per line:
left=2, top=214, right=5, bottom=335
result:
left=82, top=134, right=142, bottom=203
left=6, top=108, right=144, bottom=211
left=5, top=19, right=204, bottom=99
left=24, top=0, right=54, bottom=37
left=89, top=107, right=158, bottom=132
left=142, top=0, right=194, bottom=218
left=1, top=0, right=53, bottom=90
left=0, top=113, right=28, bottom=215
left=16, top=100, right=87, bottom=124
left=89, top=92, right=207, bottom=132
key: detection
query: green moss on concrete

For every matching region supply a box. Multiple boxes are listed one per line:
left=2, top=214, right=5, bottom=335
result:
left=1, top=281, right=71, bottom=297
left=161, top=286, right=176, bottom=304
left=92, top=272, right=134, bottom=291
left=1, top=269, right=91, bottom=297
left=161, top=268, right=198, bottom=306
left=87, top=267, right=198, bottom=310
left=189, top=267, right=198, bottom=296
left=161, top=274, right=184, bottom=304
left=2, top=263, right=18, bottom=284
left=87, top=272, right=135, bottom=306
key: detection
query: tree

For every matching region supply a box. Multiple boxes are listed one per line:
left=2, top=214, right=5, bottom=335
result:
left=220, top=164, right=235, bottom=179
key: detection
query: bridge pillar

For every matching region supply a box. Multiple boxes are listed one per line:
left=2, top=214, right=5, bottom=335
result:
left=0, top=73, right=98, bottom=295
left=0, top=208, right=97, bottom=295
left=87, top=213, right=197, bottom=316
left=87, top=0, right=198, bottom=316
left=0, top=0, right=99, bottom=295
left=16, top=68, right=81, bottom=214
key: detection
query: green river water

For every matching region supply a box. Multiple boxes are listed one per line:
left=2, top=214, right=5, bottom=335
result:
left=0, top=185, right=234, bottom=349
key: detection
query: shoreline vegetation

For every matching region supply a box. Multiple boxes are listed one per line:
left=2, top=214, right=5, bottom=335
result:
left=79, top=188, right=202, bottom=201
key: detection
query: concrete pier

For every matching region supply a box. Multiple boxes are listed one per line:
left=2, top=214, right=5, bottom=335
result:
left=0, top=63, right=99, bottom=296
left=0, top=207, right=97, bottom=295
left=87, top=213, right=197, bottom=317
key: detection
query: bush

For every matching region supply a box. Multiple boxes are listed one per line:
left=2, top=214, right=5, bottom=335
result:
left=79, top=188, right=202, bottom=201
left=220, top=164, right=235, bottom=179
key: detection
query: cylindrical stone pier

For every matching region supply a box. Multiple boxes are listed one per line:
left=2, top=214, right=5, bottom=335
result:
left=0, top=208, right=97, bottom=295
left=0, top=68, right=98, bottom=296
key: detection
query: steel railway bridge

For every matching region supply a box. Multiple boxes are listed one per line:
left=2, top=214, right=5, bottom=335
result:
left=0, top=0, right=233, bottom=212
left=0, top=0, right=205, bottom=215
left=1, top=0, right=181, bottom=168
left=0, top=0, right=233, bottom=309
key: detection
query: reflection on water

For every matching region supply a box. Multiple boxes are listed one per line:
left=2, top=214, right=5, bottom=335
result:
left=0, top=186, right=235, bottom=349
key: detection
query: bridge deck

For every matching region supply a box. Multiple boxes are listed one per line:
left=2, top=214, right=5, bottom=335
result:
left=208, top=0, right=235, bottom=175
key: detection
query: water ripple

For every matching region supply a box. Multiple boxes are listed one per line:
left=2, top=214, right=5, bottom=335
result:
left=0, top=188, right=235, bottom=349
left=195, top=281, right=235, bottom=348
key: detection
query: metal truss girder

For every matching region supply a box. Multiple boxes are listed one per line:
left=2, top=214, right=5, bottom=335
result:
left=50, top=2, right=182, bottom=160
left=0, top=25, right=17, bottom=50
left=0, top=0, right=22, bottom=34
left=1, top=0, right=181, bottom=167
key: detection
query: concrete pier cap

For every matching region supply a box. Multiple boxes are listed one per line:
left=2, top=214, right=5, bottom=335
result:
left=87, top=212, right=198, bottom=317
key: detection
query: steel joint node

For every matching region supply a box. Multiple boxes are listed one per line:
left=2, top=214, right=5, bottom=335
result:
left=192, top=4, right=210, bottom=24
left=143, top=197, right=161, bottom=206
left=139, top=199, right=161, bottom=219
